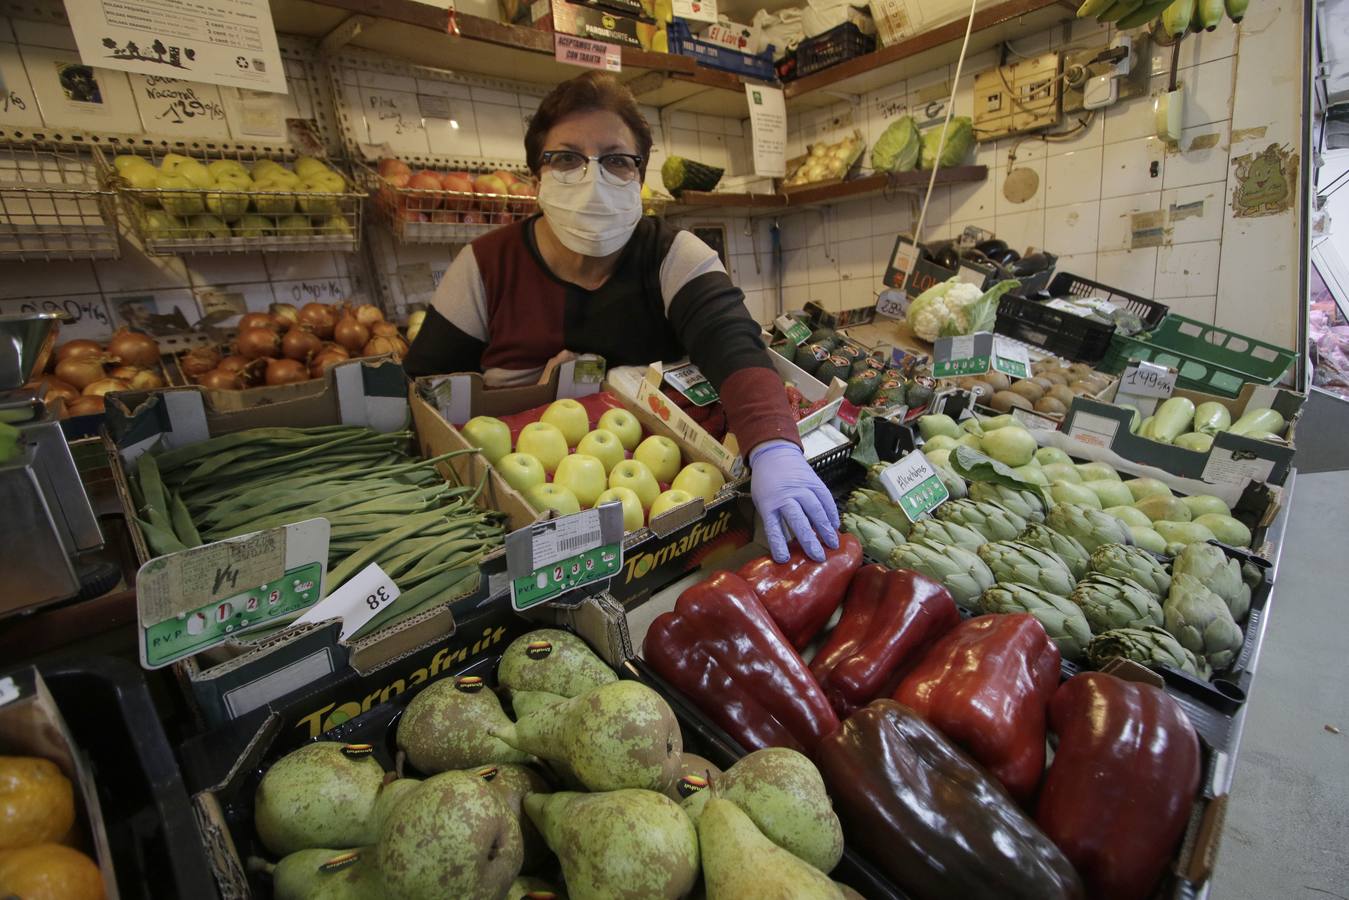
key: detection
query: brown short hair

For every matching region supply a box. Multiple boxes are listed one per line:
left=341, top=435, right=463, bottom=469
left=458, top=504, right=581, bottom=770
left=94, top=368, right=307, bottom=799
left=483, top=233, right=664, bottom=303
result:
left=524, top=72, right=653, bottom=178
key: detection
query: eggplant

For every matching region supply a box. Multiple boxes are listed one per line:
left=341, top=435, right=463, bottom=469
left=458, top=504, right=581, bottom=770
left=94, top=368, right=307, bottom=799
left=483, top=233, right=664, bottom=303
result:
left=975, top=238, right=1008, bottom=257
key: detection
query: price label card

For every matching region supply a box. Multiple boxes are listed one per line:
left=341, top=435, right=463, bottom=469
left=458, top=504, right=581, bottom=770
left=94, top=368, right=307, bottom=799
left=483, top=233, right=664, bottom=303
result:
left=663, top=363, right=719, bottom=407
left=878, top=452, right=950, bottom=522
left=933, top=333, right=994, bottom=379
left=874, top=289, right=907, bottom=320
left=775, top=315, right=812, bottom=346
left=1120, top=361, right=1177, bottom=399
left=992, top=338, right=1031, bottom=379
left=292, top=562, right=400, bottom=641
left=554, top=34, right=622, bottom=72
left=1066, top=411, right=1121, bottom=449
left=1012, top=407, right=1062, bottom=432
left=507, top=504, right=625, bottom=611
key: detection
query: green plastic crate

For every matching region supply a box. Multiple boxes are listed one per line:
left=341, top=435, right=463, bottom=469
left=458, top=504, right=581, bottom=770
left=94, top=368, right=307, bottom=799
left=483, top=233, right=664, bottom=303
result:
left=1098, top=314, right=1297, bottom=398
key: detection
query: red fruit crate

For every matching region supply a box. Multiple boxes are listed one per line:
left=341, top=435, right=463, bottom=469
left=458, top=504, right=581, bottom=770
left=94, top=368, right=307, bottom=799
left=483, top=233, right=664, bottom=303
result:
left=361, top=161, right=539, bottom=244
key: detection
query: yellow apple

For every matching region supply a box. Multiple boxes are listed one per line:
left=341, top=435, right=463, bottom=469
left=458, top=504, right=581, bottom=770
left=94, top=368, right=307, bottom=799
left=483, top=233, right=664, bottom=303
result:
left=497, top=451, right=545, bottom=493
left=540, top=399, right=590, bottom=447
left=208, top=159, right=249, bottom=180
left=155, top=171, right=205, bottom=217
left=176, top=159, right=214, bottom=189
left=671, top=461, right=726, bottom=504
left=596, top=486, right=644, bottom=531
left=159, top=152, right=194, bottom=174
left=294, top=156, right=328, bottom=178
left=251, top=158, right=286, bottom=179
left=608, top=459, right=660, bottom=510
left=634, top=435, right=681, bottom=484
left=525, top=482, right=580, bottom=516
left=516, top=422, right=568, bottom=474
left=461, top=415, right=512, bottom=464
left=298, top=178, right=341, bottom=215
left=234, top=214, right=272, bottom=238
left=553, top=453, right=607, bottom=508
left=575, top=429, right=624, bottom=473
left=650, top=489, right=696, bottom=518
left=113, top=154, right=153, bottom=174
left=598, top=408, right=643, bottom=451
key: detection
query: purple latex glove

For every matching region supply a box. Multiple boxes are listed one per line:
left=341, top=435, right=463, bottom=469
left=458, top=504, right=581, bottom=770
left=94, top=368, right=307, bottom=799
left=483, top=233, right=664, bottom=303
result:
left=749, top=439, right=840, bottom=564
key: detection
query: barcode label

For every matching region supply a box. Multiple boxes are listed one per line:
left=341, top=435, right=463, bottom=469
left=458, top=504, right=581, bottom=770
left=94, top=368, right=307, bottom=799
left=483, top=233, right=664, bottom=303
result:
left=529, top=508, right=606, bottom=569
left=557, top=530, right=601, bottom=554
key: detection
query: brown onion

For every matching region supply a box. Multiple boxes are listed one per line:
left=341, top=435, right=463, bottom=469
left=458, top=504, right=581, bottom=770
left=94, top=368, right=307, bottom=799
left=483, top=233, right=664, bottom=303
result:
left=270, top=303, right=299, bottom=326
left=310, top=348, right=349, bottom=378
left=353, top=303, right=384, bottom=327
left=363, top=335, right=408, bottom=359
left=83, top=377, right=130, bottom=397
left=282, top=327, right=322, bottom=362
left=320, top=342, right=350, bottom=359
left=197, top=369, right=245, bottom=390
left=29, top=375, right=79, bottom=404
left=55, top=356, right=107, bottom=389
left=217, top=355, right=251, bottom=374
left=64, top=395, right=106, bottom=417
left=129, top=369, right=165, bottom=390
left=236, top=327, right=282, bottom=360
left=239, top=312, right=281, bottom=332
left=56, top=339, right=103, bottom=363
left=298, top=303, right=336, bottom=340
left=108, top=329, right=160, bottom=367
left=333, top=316, right=369, bottom=353
left=265, top=358, right=309, bottom=386
left=108, top=365, right=142, bottom=380
left=370, top=321, right=400, bottom=338
left=180, top=347, right=220, bottom=378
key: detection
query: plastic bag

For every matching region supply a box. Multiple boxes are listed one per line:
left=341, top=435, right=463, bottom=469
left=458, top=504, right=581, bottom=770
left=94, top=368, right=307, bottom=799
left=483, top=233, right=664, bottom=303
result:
left=800, top=0, right=875, bottom=36
left=752, top=6, right=807, bottom=53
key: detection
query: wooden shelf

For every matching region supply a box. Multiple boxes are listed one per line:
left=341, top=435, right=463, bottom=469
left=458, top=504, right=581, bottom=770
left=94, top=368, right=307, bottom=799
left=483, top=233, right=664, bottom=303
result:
left=666, top=165, right=987, bottom=215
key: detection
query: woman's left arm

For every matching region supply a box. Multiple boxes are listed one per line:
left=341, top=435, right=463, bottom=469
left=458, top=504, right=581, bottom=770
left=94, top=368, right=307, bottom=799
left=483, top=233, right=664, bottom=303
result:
left=661, top=231, right=839, bottom=563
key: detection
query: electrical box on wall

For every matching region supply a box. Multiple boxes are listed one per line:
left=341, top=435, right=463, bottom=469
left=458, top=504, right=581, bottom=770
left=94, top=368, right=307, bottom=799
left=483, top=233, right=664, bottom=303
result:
left=972, top=52, right=1061, bottom=142
left=1062, top=36, right=1151, bottom=114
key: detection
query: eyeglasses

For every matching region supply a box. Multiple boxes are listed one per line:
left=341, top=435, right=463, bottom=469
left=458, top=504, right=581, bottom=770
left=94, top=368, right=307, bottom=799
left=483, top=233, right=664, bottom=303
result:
left=540, top=150, right=643, bottom=185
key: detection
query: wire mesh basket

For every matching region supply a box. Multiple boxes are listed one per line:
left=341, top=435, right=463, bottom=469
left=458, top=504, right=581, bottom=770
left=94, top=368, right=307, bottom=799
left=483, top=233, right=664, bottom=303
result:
left=360, top=162, right=537, bottom=244
left=93, top=146, right=365, bottom=257
left=0, top=145, right=120, bottom=261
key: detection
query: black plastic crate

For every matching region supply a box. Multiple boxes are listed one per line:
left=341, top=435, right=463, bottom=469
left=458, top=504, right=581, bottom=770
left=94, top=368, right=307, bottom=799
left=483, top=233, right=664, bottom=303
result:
left=795, top=23, right=875, bottom=78
left=996, top=272, right=1170, bottom=364
left=41, top=657, right=217, bottom=900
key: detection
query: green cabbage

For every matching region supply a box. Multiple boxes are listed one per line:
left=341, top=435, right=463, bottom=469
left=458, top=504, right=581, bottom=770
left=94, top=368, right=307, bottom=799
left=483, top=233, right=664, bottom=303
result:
left=871, top=116, right=921, bottom=173
left=919, top=117, right=974, bottom=170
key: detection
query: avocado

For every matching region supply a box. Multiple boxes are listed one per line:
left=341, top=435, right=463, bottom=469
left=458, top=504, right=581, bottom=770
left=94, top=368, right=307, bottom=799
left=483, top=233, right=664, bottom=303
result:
left=815, top=354, right=851, bottom=384
left=807, top=327, right=838, bottom=348
left=795, top=342, right=831, bottom=374
left=845, top=370, right=882, bottom=405
left=905, top=382, right=935, bottom=410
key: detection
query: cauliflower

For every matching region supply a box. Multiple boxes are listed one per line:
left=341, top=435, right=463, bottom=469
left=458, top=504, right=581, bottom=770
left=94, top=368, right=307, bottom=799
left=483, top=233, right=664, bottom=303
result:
left=905, top=277, right=1022, bottom=343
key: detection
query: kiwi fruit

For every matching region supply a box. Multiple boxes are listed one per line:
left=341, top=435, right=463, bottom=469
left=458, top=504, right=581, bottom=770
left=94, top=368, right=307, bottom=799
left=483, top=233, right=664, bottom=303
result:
left=1031, top=377, right=1057, bottom=392
left=990, top=390, right=1034, bottom=412
left=984, top=371, right=1011, bottom=391
left=1048, top=384, right=1076, bottom=407
left=1009, top=380, right=1044, bottom=402
left=1040, top=371, right=1068, bottom=386
left=1067, top=362, right=1094, bottom=376
left=1035, top=396, right=1068, bottom=415
left=967, top=380, right=995, bottom=402
left=1070, top=382, right=1098, bottom=395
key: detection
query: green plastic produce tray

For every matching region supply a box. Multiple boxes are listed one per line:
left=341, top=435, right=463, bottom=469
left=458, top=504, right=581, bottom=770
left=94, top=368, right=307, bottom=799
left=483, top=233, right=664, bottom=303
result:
left=1098, top=314, right=1297, bottom=398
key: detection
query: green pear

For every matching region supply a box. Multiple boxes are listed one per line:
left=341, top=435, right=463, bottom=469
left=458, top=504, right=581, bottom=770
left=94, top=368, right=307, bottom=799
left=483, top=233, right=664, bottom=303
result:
left=711, top=747, right=843, bottom=873
left=155, top=171, right=205, bottom=216
left=498, top=629, right=617, bottom=698
left=360, top=776, right=420, bottom=843
left=264, top=847, right=383, bottom=900
left=492, top=680, right=681, bottom=793
left=376, top=771, right=522, bottom=900
left=525, top=790, right=697, bottom=899
left=396, top=675, right=531, bottom=773
left=509, top=690, right=567, bottom=719
left=507, top=876, right=565, bottom=899
left=698, top=798, right=842, bottom=900
left=254, top=743, right=385, bottom=856
left=664, top=752, right=722, bottom=804
left=467, top=763, right=551, bottom=872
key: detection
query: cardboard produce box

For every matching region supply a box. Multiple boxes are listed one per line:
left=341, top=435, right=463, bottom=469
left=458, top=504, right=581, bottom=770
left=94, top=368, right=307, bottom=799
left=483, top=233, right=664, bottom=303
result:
left=532, top=0, right=647, bottom=47
left=104, top=359, right=521, bottom=730
left=0, top=667, right=120, bottom=900
left=1062, top=382, right=1303, bottom=487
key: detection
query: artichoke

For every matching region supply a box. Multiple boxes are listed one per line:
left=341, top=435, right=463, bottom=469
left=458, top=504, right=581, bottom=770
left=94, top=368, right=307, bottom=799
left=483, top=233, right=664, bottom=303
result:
left=1086, top=626, right=1212, bottom=679
left=934, top=499, right=1027, bottom=543
left=978, top=582, right=1092, bottom=662
left=1045, top=503, right=1132, bottom=553
left=969, top=482, right=1047, bottom=523
left=1070, top=573, right=1165, bottom=633
left=908, top=518, right=985, bottom=553
left=1163, top=573, right=1244, bottom=672
left=932, top=464, right=969, bottom=500
left=888, top=538, right=994, bottom=607
left=842, top=512, right=909, bottom=561
left=1172, top=542, right=1252, bottom=622
left=1017, top=523, right=1091, bottom=580
left=1087, top=543, right=1172, bottom=600
left=977, top=540, right=1076, bottom=597
left=846, top=487, right=912, bottom=535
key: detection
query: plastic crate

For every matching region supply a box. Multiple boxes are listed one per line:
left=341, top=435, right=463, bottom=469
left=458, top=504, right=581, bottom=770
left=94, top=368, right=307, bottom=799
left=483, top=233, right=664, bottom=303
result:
left=795, top=22, right=876, bottom=78
left=1098, top=314, right=1298, bottom=398
left=995, top=272, right=1170, bottom=364
left=667, top=20, right=777, bottom=80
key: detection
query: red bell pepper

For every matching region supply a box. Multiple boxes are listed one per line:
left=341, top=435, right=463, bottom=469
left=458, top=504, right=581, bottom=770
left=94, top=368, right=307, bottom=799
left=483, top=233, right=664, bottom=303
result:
left=736, top=532, right=862, bottom=648
left=811, top=565, right=959, bottom=718
left=893, top=613, right=1060, bottom=804
left=643, top=571, right=840, bottom=756
left=1036, top=672, right=1201, bottom=900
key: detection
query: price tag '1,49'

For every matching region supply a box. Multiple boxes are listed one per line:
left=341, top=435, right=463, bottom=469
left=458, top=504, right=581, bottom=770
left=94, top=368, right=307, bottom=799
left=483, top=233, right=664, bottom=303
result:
left=1121, top=361, right=1177, bottom=399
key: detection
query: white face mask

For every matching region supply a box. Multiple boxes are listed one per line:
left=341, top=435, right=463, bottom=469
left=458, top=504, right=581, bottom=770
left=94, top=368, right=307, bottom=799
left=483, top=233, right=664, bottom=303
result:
left=536, top=170, right=642, bottom=257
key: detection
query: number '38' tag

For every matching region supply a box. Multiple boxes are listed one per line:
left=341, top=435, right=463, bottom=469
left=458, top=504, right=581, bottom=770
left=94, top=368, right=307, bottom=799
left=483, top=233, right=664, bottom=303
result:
left=293, top=562, right=400, bottom=640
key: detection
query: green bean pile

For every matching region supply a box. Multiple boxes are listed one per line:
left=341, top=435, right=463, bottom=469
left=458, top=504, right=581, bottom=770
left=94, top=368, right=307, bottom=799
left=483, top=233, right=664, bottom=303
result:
left=129, top=425, right=506, bottom=640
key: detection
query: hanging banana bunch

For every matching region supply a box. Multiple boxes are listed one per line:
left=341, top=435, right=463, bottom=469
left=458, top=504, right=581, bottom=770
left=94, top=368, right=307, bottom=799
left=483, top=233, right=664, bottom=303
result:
left=1075, top=0, right=1244, bottom=29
